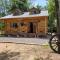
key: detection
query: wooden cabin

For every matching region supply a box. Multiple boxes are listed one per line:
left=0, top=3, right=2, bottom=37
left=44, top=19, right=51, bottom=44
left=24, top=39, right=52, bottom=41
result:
left=0, top=10, right=48, bottom=37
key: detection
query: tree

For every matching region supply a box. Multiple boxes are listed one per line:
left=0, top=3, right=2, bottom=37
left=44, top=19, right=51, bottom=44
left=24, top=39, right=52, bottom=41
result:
left=8, top=0, right=30, bottom=15
left=0, top=0, right=12, bottom=17
left=0, top=0, right=31, bottom=16
left=54, top=0, right=60, bottom=53
left=48, top=0, right=57, bottom=33
left=43, top=6, right=48, bottom=10
left=36, top=5, right=41, bottom=10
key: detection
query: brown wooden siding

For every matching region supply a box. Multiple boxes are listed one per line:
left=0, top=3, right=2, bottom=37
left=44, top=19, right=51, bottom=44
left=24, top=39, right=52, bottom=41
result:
left=0, top=16, right=48, bottom=35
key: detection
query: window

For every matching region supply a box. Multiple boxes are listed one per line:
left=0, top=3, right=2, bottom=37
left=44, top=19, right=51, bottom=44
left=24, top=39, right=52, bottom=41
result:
left=11, top=23, right=18, bottom=28
left=20, top=22, right=26, bottom=26
left=34, top=11, right=36, bottom=14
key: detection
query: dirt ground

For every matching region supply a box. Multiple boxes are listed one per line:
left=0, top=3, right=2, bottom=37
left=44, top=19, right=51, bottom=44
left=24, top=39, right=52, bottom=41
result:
left=0, top=43, right=60, bottom=60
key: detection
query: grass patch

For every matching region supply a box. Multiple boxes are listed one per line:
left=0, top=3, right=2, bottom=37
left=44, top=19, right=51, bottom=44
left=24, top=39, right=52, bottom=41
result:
left=41, top=45, right=49, bottom=48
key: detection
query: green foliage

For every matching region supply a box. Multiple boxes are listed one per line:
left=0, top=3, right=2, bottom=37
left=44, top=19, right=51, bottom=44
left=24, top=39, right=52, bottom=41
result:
left=0, top=22, right=5, bottom=30
left=0, top=0, right=30, bottom=16
left=0, top=12, right=6, bottom=17
left=36, top=5, right=41, bottom=10
left=0, top=0, right=12, bottom=16
left=9, top=0, right=30, bottom=12
left=48, top=0, right=57, bottom=32
left=43, top=6, right=48, bottom=10
left=8, top=0, right=31, bottom=15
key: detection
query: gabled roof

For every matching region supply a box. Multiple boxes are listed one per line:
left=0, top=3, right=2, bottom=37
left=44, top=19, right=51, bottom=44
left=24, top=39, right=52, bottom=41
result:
left=0, top=10, right=48, bottom=19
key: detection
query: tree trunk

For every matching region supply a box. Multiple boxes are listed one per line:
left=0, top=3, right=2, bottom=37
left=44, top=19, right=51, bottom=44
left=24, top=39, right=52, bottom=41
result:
left=55, top=0, right=60, bottom=53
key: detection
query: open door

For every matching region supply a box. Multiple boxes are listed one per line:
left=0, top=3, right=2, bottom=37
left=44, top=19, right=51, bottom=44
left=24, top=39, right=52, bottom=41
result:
left=28, top=22, right=36, bottom=33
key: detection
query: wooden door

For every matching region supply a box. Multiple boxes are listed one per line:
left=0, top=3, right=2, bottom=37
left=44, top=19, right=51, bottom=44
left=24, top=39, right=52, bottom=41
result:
left=28, top=22, right=37, bottom=33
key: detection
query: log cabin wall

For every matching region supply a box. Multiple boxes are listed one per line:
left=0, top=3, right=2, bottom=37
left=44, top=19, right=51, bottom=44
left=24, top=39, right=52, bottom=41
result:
left=0, top=16, right=48, bottom=36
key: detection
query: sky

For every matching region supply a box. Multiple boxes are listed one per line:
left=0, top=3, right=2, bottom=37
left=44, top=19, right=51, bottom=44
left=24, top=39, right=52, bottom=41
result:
left=30, top=0, right=47, bottom=7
